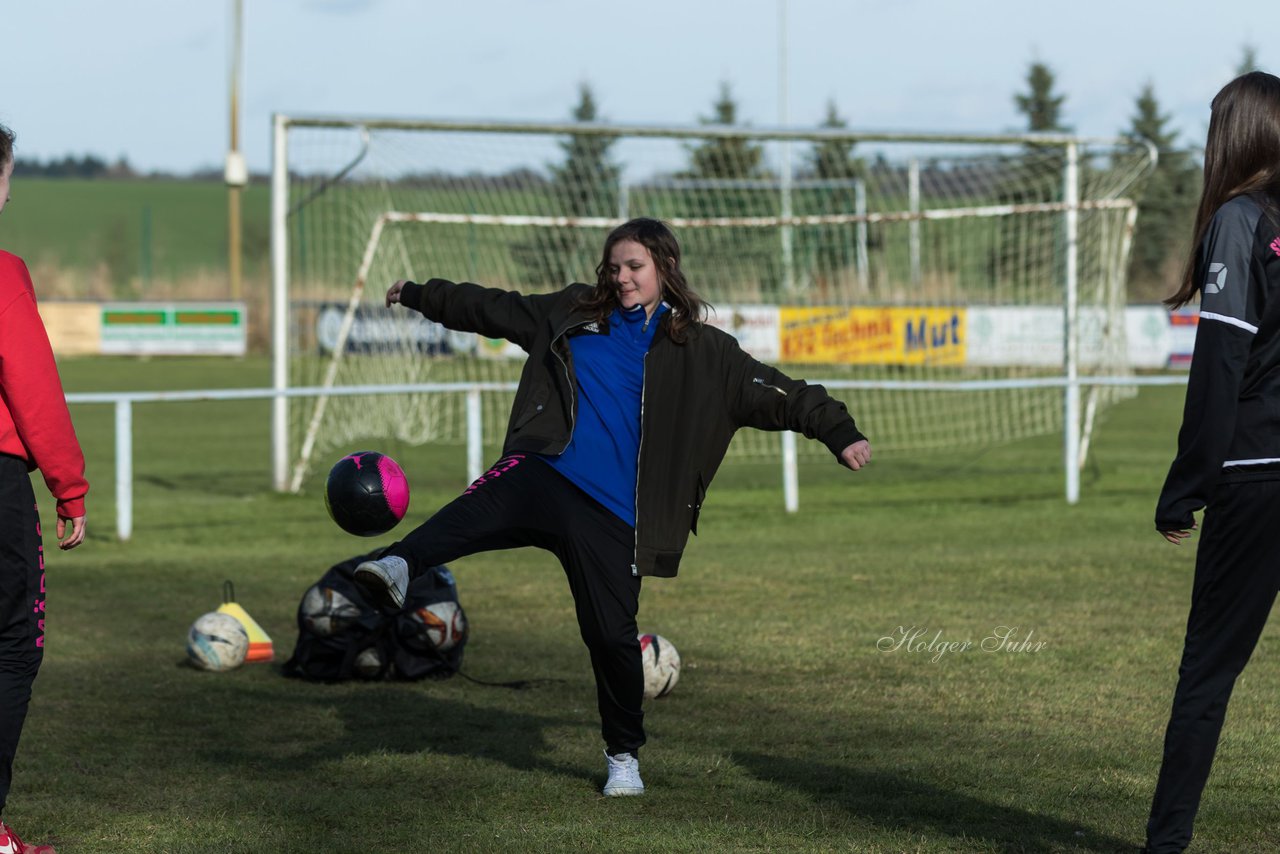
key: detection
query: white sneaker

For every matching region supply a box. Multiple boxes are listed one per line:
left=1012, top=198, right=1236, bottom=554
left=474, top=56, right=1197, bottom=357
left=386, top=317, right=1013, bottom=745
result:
left=602, top=750, right=644, bottom=797
left=354, top=555, right=409, bottom=609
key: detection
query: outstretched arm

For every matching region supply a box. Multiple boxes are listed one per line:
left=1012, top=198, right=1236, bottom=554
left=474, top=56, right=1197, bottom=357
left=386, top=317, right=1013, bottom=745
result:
left=723, top=336, right=868, bottom=468
left=387, top=278, right=565, bottom=351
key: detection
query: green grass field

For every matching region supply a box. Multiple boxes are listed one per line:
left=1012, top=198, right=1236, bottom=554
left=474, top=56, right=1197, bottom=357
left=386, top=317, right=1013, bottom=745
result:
left=3, top=179, right=271, bottom=290
left=15, top=357, right=1277, bottom=853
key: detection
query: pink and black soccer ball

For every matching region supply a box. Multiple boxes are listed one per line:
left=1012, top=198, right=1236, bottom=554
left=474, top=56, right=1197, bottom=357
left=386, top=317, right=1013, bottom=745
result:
left=324, top=451, right=410, bottom=537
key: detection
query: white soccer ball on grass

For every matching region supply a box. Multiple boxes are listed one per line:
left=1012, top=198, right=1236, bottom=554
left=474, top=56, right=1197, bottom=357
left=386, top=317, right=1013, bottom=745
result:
left=187, top=612, right=249, bottom=672
left=639, top=633, right=681, bottom=700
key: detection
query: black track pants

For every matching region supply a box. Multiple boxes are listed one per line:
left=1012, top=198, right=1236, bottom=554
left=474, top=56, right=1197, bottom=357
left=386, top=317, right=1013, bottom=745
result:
left=1147, top=479, right=1280, bottom=852
left=0, top=455, right=46, bottom=815
left=386, top=453, right=645, bottom=754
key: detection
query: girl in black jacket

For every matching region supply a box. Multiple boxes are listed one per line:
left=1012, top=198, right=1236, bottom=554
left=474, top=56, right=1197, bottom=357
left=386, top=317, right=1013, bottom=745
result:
left=357, top=218, right=870, bottom=797
left=1146, top=71, right=1280, bottom=853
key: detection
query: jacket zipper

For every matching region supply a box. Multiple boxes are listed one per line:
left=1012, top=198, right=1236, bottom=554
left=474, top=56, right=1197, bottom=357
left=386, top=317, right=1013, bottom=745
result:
left=753, top=377, right=788, bottom=396
left=632, top=350, right=649, bottom=577
left=551, top=318, right=592, bottom=454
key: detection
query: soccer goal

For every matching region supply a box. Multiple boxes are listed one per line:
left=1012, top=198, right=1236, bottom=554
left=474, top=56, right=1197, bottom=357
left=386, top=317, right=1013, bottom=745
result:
left=270, top=115, right=1155, bottom=502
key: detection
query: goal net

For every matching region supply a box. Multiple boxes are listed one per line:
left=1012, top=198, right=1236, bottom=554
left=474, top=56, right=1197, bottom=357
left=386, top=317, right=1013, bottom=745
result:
left=271, top=116, right=1153, bottom=495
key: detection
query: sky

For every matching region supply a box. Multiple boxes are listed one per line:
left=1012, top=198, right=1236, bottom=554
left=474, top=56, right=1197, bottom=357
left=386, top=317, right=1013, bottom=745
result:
left=1, top=0, right=1272, bottom=175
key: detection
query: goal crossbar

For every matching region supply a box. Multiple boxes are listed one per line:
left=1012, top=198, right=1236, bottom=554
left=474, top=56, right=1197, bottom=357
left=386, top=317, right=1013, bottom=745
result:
left=372, top=198, right=1135, bottom=231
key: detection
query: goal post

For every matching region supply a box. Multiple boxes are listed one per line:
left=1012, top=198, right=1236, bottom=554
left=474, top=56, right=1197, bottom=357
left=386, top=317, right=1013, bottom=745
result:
left=270, top=114, right=1156, bottom=500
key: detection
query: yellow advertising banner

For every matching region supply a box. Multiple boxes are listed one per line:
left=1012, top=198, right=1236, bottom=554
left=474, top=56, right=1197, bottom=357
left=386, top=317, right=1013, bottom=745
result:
left=37, top=302, right=102, bottom=356
left=780, top=307, right=966, bottom=365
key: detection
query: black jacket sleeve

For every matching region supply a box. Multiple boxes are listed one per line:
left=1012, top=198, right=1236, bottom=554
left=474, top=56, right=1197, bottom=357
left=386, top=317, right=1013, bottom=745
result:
left=399, top=279, right=565, bottom=352
left=1155, top=202, right=1261, bottom=530
left=721, top=333, right=866, bottom=464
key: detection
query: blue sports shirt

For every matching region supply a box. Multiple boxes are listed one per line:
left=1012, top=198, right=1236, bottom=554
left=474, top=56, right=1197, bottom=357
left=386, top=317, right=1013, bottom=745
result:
left=542, top=302, right=670, bottom=527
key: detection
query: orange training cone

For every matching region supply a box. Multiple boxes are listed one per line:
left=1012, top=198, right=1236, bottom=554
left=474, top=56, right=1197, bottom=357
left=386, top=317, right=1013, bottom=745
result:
left=217, top=581, right=274, bottom=663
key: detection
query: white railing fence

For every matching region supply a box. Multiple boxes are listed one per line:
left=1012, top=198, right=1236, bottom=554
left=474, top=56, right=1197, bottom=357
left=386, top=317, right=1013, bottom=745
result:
left=67, top=376, right=1188, bottom=543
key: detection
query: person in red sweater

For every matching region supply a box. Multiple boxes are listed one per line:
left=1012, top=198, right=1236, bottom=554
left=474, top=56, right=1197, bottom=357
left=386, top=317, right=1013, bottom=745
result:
left=0, top=123, right=87, bottom=854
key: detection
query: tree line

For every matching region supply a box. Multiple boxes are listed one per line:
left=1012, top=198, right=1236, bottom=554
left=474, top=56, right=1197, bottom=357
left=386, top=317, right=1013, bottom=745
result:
left=11, top=155, right=252, bottom=182
left=536, top=45, right=1261, bottom=300
left=12, top=153, right=125, bottom=179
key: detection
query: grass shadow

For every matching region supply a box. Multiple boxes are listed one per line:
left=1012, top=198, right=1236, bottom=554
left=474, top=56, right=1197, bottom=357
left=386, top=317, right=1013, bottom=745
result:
left=196, top=680, right=588, bottom=782
left=735, top=751, right=1137, bottom=853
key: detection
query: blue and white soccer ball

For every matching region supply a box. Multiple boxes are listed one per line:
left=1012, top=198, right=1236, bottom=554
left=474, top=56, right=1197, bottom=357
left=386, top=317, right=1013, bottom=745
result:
left=187, top=612, right=249, bottom=672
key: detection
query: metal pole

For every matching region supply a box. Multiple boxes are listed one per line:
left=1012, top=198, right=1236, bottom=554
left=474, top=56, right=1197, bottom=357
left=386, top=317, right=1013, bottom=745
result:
left=466, top=388, right=483, bottom=486
left=855, top=179, right=869, bottom=294
left=229, top=197, right=243, bottom=300
left=140, top=205, right=152, bottom=287
left=782, top=431, right=799, bottom=513
left=227, top=0, right=245, bottom=301
left=908, top=158, right=921, bottom=286
left=270, top=115, right=290, bottom=491
left=115, top=400, right=132, bottom=541
left=778, top=0, right=795, bottom=293
left=1064, top=141, right=1081, bottom=504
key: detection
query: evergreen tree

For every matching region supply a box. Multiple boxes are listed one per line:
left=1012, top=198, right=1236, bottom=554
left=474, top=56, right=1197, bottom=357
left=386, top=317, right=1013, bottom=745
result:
left=549, top=84, right=621, bottom=218
left=995, top=61, right=1072, bottom=299
left=807, top=100, right=866, bottom=295
left=685, top=82, right=765, bottom=180
left=1124, top=83, right=1200, bottom=299
left=1014, top=61, right=1069, bottom=133
left=680, top=83, right=776, bottom=298
left=1237, top=44, right=1259, bottom=76
left=808, top=100, right=862, bottom=181
left=512, top=83, right=621, bottom=288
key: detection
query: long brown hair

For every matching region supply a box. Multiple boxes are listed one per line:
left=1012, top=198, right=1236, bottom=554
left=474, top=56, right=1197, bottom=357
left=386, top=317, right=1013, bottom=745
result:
left=1167, top=71, right=1280, bottom=308
left=0, top=123, right=14, bottom=169
left=578, top=218, right=710, bottom=343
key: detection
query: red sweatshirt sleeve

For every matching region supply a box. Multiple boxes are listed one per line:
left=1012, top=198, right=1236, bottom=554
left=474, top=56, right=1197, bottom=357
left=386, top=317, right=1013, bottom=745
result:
left=0, top=252, right=89, bottom=519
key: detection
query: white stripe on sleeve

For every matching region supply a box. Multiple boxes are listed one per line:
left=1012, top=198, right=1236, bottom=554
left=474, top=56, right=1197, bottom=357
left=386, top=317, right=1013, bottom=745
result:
left=1201, top=311, right=1258, bottom=334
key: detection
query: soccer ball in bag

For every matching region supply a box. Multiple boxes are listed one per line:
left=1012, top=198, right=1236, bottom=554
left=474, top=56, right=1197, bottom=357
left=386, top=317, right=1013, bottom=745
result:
left=353, top=646, right=384, bottom=679
left=408, top=601, right=467, bottom=652
left=299, top=584, right=365, bottom=636
left=639, top=633, right=681, bottom=700
left=325, top=451, right=410, bottom=537
left=187, top=612, right=250, bottom=672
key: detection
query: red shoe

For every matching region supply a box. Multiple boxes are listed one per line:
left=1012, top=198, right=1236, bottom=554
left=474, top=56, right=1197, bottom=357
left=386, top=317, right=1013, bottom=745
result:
left=0, top=822, right=56, bottom=854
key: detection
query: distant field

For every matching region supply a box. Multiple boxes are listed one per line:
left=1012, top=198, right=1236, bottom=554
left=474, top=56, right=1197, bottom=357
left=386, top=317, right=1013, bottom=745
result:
left=13, top=356, right=1279, bottom=852
left=1, top=175, right=1113, bottom=311
left=2, top=178, right=271, bottom=291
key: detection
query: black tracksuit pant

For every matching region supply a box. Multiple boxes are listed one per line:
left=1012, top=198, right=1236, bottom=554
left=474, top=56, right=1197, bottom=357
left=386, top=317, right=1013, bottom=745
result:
left=0, top=455, right=47, bottom=816
left=385, top=453, right=645, bottom=755
left=1147, top=478, right=1280, bottom=852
